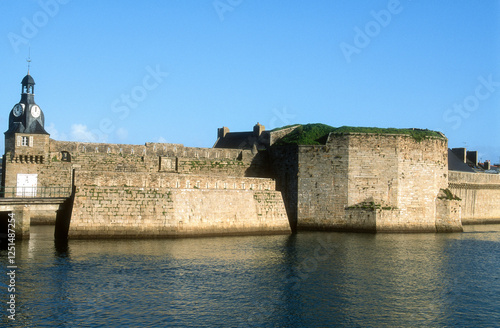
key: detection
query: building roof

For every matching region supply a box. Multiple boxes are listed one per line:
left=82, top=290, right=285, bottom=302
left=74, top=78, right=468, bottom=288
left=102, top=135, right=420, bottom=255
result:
left=448, top=149, right=475, bottom=172
left=5, top=122, right=25, bottom=135
left=21, top=74, right=35, bottom=86
left=5, top=121, right=49, bottom=136
left=26, top=120, right=49, bottom=134
left=213, top=132, right=256, bottom=149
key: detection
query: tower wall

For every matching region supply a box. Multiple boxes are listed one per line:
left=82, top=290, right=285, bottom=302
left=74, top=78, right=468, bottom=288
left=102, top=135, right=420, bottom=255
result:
left=277, top=133, right=456, bottom=232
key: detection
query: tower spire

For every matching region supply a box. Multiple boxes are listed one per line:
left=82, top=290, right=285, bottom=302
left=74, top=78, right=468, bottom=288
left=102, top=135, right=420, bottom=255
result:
left=26, top=47, right=31, bottom=75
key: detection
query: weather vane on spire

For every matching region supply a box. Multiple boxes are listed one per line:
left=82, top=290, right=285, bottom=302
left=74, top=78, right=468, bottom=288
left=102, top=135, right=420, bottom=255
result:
left=27, top=47, right=31, bottom=74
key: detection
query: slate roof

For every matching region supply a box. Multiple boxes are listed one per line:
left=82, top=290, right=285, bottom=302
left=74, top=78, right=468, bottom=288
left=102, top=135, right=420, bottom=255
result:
left=21, top=74, right=35, bottom=86
left=448, top=149, right=475, bottom=172
left=213, top=132, right=257, bottom=149
left=4, top=121, right=48, bottom=136
left=26, top=120, right=49, bottom=134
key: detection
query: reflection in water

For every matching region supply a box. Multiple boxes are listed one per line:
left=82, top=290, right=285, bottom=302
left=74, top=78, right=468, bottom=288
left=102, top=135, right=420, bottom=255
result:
left=0, top=225, right=499, bottom=327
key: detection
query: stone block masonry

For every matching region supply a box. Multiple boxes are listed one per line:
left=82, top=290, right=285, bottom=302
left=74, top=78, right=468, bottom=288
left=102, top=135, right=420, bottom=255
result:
left=3, top=138, right=268, bottom=196
left=5, top=68, right=490, bottom=237
left=270, top=132, right=461, bottom=232
left=8, top=118, right=491, bottom=237
left=449, top=171, right=500, bottom=223
left=69, top=171, right=290, bottom=238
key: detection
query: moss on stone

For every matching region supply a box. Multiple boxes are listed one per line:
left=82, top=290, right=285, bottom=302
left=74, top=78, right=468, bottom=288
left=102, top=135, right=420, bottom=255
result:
left=347, top=202, right=398, bottom=211
left=439, top=188, right=461, bottom=201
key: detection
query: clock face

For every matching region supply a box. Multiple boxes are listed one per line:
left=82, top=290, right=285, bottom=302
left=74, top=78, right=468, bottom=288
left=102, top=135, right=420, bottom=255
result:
left=31, top=105, right=41, bottom=118
left=13, top=104, right=24, bottom=117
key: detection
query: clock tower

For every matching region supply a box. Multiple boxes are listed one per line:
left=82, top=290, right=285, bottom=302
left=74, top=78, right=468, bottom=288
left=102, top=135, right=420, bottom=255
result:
left=3, top=71, right=50, bottom=191
left=6, top=72, right=48, bottom=138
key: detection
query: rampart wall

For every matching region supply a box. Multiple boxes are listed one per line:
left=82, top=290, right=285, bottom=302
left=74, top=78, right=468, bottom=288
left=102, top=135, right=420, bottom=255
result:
left=49, top=140, right=252, bottom=162
left=448, top=171, right=500, bottom=223
left=268, top=126, right=301, bottom=146
left=49, top=140, right=268, bottom=177
left=74, top=171, right=275, bottom=191
left=4, top=139, right=269, bottom=191
left=69, top=170, right=290, bottom=238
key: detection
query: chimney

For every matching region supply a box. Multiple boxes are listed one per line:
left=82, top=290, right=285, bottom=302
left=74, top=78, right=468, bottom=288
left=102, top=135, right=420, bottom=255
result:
left=484, top=160, right=491, bottom=170
left=451, top=148, right=466, bottom=163
left=467, top=151, right=478, bottom=167
left=218, top=126, right=229, bottom=139
left=253, top=122, right=265, bottom=137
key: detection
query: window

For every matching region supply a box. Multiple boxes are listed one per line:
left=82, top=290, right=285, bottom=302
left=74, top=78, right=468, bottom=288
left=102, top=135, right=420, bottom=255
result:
left=61, top=151, right=71, bottom=162
left=21, top=136, right=28, bottom=146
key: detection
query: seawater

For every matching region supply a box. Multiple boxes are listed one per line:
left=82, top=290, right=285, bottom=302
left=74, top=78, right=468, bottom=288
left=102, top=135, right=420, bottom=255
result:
left=1, top=225, right=499, bottom=327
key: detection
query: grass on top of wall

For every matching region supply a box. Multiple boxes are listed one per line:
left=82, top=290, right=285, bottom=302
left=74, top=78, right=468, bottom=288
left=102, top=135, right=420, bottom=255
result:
left=272, top=123, right=445, bottom=145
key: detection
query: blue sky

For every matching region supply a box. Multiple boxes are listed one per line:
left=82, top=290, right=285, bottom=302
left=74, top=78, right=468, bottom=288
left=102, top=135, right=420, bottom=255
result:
left=1, top=0, right=499, bottom=162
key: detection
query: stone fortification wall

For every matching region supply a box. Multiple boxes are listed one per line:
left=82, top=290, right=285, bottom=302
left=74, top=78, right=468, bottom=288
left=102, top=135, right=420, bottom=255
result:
left=278, top=133, right=454, bottom=232
left=268, top=126, right=301, bottom=146
left=50, top=140, right=250, bottom=161
left=386, top=135, right=448, bottom=231
left=171, top=154, right=268, bottom=177
left=3, top=139, right=268, bottom=192
left=347, top=133, right=450, bottom=231
left=295, top=136, right=349, bottom=230
left=49, top=139, right=267, bottom=178
left=69, top=171, right=289, bottom=238
left=448, top=171, right=500, bottom=222
left=268, top=146, right=299, bottom=230
left=74, top=171, right=275, bottom=191
left=3, top=157, right=73, bottom=191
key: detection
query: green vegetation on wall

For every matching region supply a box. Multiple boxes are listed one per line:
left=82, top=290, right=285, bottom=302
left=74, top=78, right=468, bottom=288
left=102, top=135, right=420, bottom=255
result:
left=273, top=123, right=445, bottom=145
left=439, top=188, right=462, bottom=201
